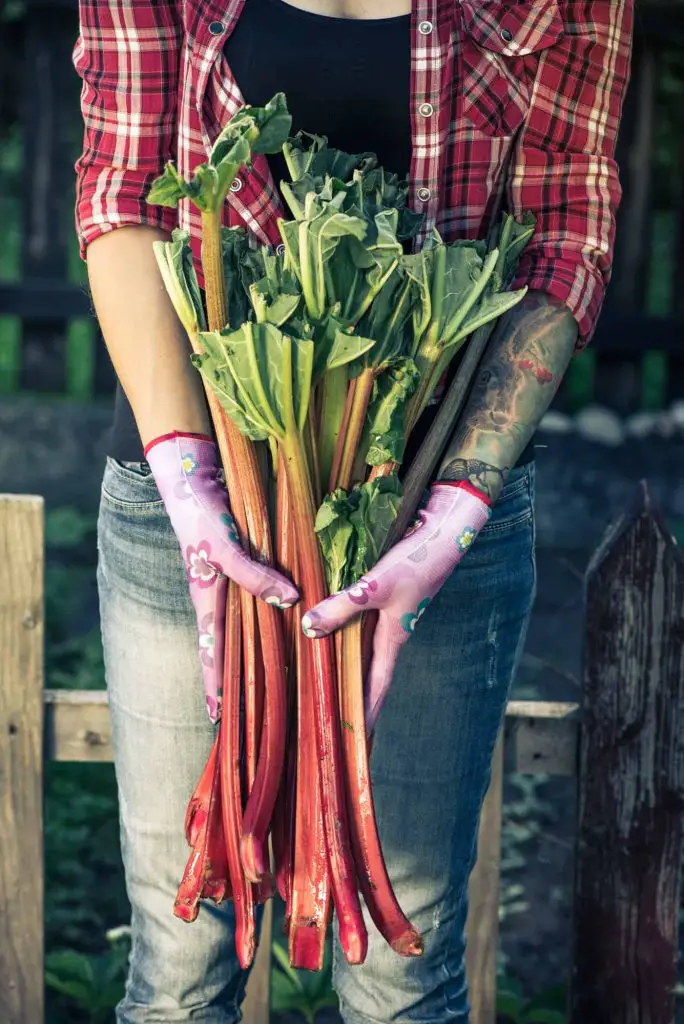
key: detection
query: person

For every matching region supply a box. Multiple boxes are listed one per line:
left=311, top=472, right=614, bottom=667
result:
left=73, top=1, right=633, bottom=1021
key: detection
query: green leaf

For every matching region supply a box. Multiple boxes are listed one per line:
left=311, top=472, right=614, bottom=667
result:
left=147, top=161, right=194, bottom=208
left=197, top=322, right=314, bottom=441
left=496, top=990, right=523, bottom=1022
left=326, top=329, right=376, bottom=372
left=45, top=974, right=93, bottom=1004
left=524, top=984, right=568, bottom=1014
left=363, top=358, right=420, bottom=466
left=348, top=476, right=403, bottom=583
left=193, top=334, right=268, bottom=441
left=153, top=230, right=207, bottom=340
left=271, top=970, right=310, bottom=1016
left=525, top=1011, right=566, bottom=1024
left=45, top=949, right=95, bottom=986
left=271, top=940, right=305, bottom=992
left=315, top=489, right=357, bottom=593
left=449, top=286, right=528, bottom=347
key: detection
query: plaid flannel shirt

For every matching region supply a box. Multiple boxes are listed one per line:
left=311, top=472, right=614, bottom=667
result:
left=73, top=0, right=633, bottom=345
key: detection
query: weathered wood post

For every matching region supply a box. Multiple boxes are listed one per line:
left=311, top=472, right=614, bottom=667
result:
left=570, top=482, right=684, bottom=1024
left=466, top=736, right=503, bottom=1024
left=0, top=495, right=45, bottom=1023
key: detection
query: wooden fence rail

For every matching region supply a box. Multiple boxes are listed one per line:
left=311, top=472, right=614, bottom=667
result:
left=1, top=486, right=683, bottom=1023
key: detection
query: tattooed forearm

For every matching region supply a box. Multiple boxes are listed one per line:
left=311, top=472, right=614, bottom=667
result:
left=438, top=292, right=578, bottom=501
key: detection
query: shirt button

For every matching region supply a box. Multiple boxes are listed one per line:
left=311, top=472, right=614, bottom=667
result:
left=500, top=27, right=513, bottom=43
left=209, top=21, right=225, bottom=35
left=419, top=102, right=435, bottom=118
left=418, top=20, right=434, bottom=35
left=230, top=177, right=243, bottom=193
left=417, top=186, right=431, bottom=203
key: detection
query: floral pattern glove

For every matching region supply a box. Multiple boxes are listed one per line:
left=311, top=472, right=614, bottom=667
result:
left=145, top=432, right=298, bottom=721
left=301, top=482, right=492, bottom=732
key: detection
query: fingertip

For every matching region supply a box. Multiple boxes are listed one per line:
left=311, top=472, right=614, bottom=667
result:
left=301, top=613, right=329, bottom=639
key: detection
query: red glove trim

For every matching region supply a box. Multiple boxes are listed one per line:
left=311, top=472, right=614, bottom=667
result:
left=435, top=479, right=493, bottom=507
left=143, top=431, right=215, bottom=458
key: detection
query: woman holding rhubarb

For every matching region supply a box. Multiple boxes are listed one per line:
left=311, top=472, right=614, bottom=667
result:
left=74, top=1, right=632, bottom=1021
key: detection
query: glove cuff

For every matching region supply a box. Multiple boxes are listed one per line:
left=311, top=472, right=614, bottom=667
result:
left=433, top=479, right=492, bottom=507
left=143, top=431, right=215, bottom=459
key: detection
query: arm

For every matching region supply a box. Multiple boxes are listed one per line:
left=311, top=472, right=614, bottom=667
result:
left=439, top=0, right=634, bottom=496
left=74, top=0, right=206, bottom=441
left=74, top=3, right=297, bottom=722
left=437, top=292, right=577, bottom=499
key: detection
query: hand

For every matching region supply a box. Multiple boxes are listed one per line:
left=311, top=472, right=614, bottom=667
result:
left=145, top=432, right=298, bottom=721
left=301, top=482, right=491, bottom=732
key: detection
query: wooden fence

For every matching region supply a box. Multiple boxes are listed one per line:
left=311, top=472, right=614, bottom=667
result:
left=1, top=484, right=683, bottom=1024
left=1, top=0, right=684, bottom=410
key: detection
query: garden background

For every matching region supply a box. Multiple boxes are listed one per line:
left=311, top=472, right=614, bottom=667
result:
left=1, top=1, right=684, bottom=1021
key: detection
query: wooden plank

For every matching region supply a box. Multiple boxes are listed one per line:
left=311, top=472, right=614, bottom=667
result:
left=0, top=495, right=45, bottom=1024
left=242, top=898, right=272, bottom=1024
left=466, top=736, right=504, bottom=1024
left=19, top=6, right=79, bottom=392
left=44, top=692, right=581, bottom=773
left=505, top=701, right=579, bottom=776
left=570, top=483, right=684, bottom=1024
left=44, top=690, right=112, bottom=763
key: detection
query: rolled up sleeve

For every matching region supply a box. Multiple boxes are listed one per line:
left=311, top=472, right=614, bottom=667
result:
left=73, top=0, right=181, bottom=257
left=508, top=0, right=634, bottom=346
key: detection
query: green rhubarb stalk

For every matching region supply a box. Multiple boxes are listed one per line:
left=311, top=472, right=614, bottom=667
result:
left=318, top=366, right=348, bottom=489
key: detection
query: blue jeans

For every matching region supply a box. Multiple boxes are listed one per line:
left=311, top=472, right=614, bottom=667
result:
left=98, top=457, right=536, bottom=1023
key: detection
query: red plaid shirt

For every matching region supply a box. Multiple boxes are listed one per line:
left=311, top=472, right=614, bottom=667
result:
left=73, top=0, right=633, bottom=345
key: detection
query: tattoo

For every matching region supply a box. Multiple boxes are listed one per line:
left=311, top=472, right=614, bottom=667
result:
left=438, top=292, right=578, bottom=501
left=439, top=457, right=509, bottom=498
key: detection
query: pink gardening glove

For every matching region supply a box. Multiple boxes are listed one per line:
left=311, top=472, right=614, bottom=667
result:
left=145, top=432, right=298, bottom=721
left=301, top=482, right=491, bottom=732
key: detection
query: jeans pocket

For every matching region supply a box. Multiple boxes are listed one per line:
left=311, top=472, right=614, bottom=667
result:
left=101, top=457, right=164, bottom=511
left=482, top=462, right=535, bottom=535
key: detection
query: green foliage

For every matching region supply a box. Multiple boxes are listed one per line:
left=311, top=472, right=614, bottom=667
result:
left=315, top=476, right=403, bottom=592
left=497, top=974, right=567, bottom=1023
left=45, top=930, right=130, bottom=1024
left=149, top=94, right=292, bottom=214
left=271, top=935, right=339, bottom=1023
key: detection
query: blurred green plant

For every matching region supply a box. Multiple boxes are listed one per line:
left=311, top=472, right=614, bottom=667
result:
left=497, top=973, right=567, bottom=1024
left=45, top=928, right=130, bottom=1024
left=271, top=935, right=339, bottom=1023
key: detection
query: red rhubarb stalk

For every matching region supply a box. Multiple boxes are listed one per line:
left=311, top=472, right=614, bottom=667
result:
left=185, top=734, right=219, bottom=848
left=289, top=605, right=330, bottom=970
left=282, top=425, right=367, bottom=965
left=174, top=737, right=223, bottom=922
left=219, top=580, right=256, bottom=968
left=340, top=620, right=423, bottom=956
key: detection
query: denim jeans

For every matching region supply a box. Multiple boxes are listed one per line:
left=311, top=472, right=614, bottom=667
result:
left=98, top=456, right=536, bottom=1023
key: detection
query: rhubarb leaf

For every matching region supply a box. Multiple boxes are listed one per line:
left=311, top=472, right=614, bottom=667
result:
left=315, top=489, right=357, bottom=593
left=349, top=476, right=403, bottom=583
left=152, top=230, right=206, bottom=339
left=326, top=329, right=376, bottom=372
left=363, top=358, right=420, bottom=466
left=197, top=322, right=315, bottom=441
left=148, top=162, right=196, bottom=209
left=449, top=286, right=528, bottom=347
left=315, top=476, right=403, bottom=592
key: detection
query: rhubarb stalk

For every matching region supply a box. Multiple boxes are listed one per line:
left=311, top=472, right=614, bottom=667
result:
left=339, top=620, right=423, bottom=956
left=219, top=579, right=256, bottom=968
